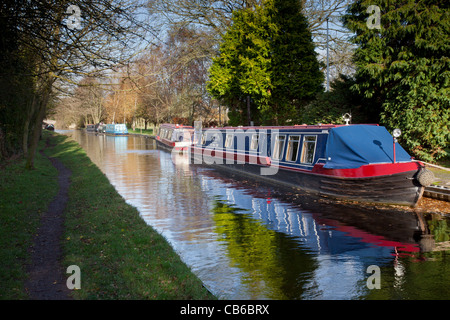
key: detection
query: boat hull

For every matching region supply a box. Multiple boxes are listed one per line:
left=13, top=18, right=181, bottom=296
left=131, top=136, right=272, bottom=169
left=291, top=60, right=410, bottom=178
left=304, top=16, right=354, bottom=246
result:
left=191, top=151, right=424, bottom=207
left=156, top=137, right=191, bottom=152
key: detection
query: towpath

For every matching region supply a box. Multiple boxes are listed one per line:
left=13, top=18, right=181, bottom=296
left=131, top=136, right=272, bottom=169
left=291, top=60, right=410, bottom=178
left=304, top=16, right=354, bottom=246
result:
left=25, top=140, right=72, bottom=300
left=427, top=165, right=450, bottom=187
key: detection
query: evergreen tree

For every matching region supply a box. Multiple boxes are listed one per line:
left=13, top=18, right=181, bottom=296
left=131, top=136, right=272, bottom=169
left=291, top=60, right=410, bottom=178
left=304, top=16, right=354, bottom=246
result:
left=343, top=0, right=450, bottom=162
left=267, top=0, right=324, bottom=125
left=207, top=0, right=323, bottom=126
left=207, top=5, right=273, bottom=126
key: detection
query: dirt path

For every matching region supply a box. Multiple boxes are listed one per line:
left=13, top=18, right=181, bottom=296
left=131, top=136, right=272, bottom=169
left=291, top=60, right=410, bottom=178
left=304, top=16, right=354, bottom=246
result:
left=25, top=145, right=73, bottom=300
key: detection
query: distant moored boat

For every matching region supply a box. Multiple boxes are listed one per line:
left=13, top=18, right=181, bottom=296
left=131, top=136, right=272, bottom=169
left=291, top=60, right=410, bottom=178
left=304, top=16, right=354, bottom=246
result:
left=105, top=124, right=128, bottom=135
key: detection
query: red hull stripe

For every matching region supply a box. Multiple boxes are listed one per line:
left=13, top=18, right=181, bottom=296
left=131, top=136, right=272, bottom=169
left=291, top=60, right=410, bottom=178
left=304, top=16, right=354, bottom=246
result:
left=191, top=146, right=421, bottom=179
left=156, top=137, right=176, bottom=147
left=311, top=162, right=421, bottom=178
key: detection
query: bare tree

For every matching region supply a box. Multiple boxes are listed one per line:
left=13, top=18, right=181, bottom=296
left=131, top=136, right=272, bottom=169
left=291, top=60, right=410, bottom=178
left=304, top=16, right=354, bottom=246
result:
left=1, top=0, right=154, bottom=168
left=146, top=0, right=355, bottom=89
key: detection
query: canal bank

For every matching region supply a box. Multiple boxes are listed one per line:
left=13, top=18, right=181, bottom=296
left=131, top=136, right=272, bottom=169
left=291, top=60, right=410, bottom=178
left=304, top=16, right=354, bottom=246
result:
left=0, top=131, right=215, bottom=300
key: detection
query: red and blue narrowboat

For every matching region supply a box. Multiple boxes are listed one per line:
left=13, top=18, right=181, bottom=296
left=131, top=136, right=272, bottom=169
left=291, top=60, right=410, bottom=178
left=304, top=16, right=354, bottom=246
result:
left=156, top=123, right=434, bottom=207
left=190, top=124, right=434, bottom=207
left=155, top=124, right=195, bottom=151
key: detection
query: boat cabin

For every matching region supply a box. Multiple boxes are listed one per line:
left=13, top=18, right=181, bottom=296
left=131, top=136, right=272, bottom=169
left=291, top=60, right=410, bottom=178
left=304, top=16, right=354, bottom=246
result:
left=196, top=124, right=414, bottom=174
left=156, top=124, right=194, bottom=149
left=106, top=124, right=128, bottom=135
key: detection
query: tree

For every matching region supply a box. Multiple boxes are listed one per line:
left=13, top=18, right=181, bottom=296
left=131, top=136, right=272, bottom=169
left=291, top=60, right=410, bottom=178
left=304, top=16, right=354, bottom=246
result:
left=0, top=1, right=152, bottom=168
left=207, top=0, right=323, bottom=125
left=268, top=0, right=324, bottom=124
left=56, top=77, right=106, bottom=127
left=119, top=25, right=219, bottom=127
left=343, top=0, right=450, bottom=162
left=207, top=5, right=272, bottom=125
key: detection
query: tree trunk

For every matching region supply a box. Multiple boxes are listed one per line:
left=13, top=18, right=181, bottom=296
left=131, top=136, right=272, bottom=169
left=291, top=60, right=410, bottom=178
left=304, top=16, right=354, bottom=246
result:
left=22, top=118, right=30, bottom=157
left=25, top=88, right=51, bottom=170
left=22, top=95, right=36, bottom=157
left=246, top=95, right=251, bottom=126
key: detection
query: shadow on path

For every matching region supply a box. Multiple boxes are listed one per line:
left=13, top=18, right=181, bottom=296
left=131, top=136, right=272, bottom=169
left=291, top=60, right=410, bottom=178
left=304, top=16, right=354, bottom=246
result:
left=25, top=140, right=72, bottom=300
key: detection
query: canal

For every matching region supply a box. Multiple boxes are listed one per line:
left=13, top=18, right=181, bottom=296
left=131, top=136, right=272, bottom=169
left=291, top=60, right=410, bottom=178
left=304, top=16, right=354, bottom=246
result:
left=61, top=130, right=450, bottom=300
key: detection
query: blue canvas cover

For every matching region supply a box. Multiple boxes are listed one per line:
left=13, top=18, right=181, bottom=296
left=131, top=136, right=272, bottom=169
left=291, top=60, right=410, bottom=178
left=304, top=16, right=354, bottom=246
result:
left=324, top=125, right=412, bottom=169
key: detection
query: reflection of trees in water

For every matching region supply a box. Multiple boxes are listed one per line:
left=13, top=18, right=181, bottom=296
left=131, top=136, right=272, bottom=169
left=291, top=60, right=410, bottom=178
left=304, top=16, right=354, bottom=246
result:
left=428, top=216, right=450, bottom=243
left=212, top=199, right=317, bottom=299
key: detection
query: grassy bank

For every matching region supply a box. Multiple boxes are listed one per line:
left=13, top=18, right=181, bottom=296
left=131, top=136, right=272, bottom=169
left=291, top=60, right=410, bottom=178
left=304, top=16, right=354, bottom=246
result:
left=0, top=131, right=215, bottom=300
left=128, top=128, right=154, bottom=136
left=0, top=139, right=58, bottom=299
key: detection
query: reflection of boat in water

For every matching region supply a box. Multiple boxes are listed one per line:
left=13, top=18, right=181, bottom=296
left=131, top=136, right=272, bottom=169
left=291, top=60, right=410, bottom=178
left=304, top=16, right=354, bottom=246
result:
left=156, top=123, right=434, bottom=207
left=201, top=169, right=420, bottom=255
left=198, top=170, right=428, bottom=299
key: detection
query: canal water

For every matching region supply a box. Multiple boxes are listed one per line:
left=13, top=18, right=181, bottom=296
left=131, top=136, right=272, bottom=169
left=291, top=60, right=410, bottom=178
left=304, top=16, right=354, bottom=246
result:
left=62, top=130, right=450, bottom=300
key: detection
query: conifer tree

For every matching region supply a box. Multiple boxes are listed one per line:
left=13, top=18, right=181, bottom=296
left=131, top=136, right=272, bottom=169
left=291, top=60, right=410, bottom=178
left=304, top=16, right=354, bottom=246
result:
left=207, top=5, right=273, bottom=126
left=344, top=0, right=449, bottom=162
left=267, top=0, right=324, bottom=125
left=207, top=0, right=323, bottom=126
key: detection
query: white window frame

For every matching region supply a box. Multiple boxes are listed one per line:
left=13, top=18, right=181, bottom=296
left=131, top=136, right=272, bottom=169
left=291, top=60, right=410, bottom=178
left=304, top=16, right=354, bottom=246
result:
left=250, top=134, right=259, bottom=150
left=300, top=135, right=317, bottom=164
left=272, top=135, right=286, bottom=160
left=286, top=135, right=300, bottom=162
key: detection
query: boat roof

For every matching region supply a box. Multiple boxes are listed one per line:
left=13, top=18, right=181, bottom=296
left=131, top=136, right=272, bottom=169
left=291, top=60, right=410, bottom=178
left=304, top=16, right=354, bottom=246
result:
left=199, top=124, right=379, bottom=130
left=324, top=125, right=411, bottom=169
left=160, top=124, right=194, bottom=129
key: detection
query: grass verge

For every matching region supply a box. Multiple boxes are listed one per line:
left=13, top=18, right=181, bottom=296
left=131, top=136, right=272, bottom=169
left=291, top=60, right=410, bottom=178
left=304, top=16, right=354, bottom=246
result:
left=1, top=131, right=215, bottom=300
left=46, top=131, right=215, bottom=299
left=0, top=138, right=58, bottom=299
left=128, top=128, right=154, bottom=136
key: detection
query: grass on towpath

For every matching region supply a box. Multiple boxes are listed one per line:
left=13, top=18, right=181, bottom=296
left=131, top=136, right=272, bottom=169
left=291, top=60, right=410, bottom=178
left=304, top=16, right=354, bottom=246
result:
left=0, top=138, right=58, bottom=299
left=128, top=128, right=154, bottom=136
left=0, top=131, right=215, bottom=300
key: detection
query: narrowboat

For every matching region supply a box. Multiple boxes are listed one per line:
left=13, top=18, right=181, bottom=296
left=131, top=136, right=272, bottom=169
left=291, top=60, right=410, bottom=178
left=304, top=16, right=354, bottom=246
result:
left=86, top=124, right=96, bottom=132
left=105, top=123, right=128, bottom=135
left=97, top=124, right=106, bottom=133
left=155, top=124, right=194, bottom=151
left=157, top=123, right=435, bottom=207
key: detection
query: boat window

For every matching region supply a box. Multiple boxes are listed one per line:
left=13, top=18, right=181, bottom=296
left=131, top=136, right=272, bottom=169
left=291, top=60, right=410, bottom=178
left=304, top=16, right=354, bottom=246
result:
left=202, top=133, right=207, bottom=145
left=286, top=136, right=300, bottom=162
left=225, top=134, right=234, bottom=148
left=167, top=130, right=173, bottom=140
left=272, top=135, right=286, bottom=160
left=250, top=134, right=259, bottom=150
left=300, top=135, right=317, bottom=164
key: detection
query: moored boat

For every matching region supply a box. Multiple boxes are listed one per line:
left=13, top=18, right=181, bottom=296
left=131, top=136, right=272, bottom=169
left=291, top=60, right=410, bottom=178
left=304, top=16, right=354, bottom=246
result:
left=105, top=123, right=128, bottom=135
left=97, top=124, right=106, bottom=133
left=155, top=124, right=194, bottom=151
left=156, top=123, right=434, bottom=207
